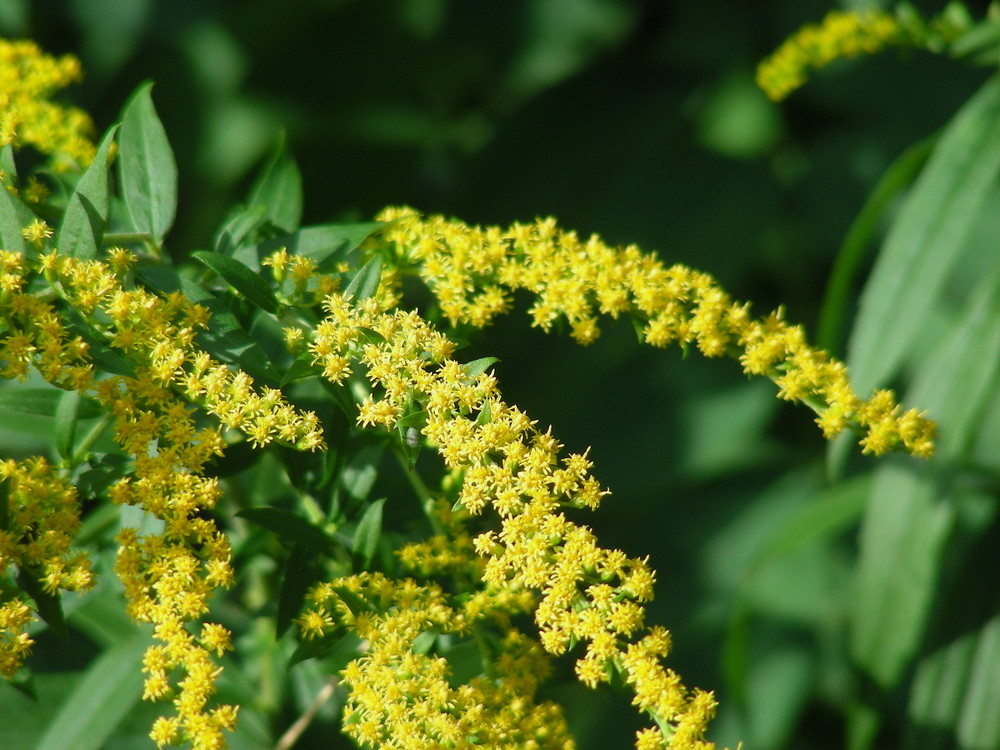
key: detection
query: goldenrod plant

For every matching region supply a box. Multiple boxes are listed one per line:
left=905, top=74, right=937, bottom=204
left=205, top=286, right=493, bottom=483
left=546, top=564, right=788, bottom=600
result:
left=1, top=2, right=999, bottom=749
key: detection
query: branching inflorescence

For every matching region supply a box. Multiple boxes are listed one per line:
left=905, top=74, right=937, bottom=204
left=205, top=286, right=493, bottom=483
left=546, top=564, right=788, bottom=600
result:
left=374, top=206, right=935, bottom=458
left=0, top=20, right=943, bottom=750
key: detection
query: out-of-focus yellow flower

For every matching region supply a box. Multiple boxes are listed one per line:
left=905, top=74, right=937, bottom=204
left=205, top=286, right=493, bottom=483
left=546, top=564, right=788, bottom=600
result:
left=0, top=39, right=95, bottom=169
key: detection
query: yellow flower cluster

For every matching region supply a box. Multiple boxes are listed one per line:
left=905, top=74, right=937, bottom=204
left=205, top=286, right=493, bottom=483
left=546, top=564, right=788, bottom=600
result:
left=375, top=207, right=935, bottom=458
left=0, top=457, right=94, bottom=677
left=303, top=287, right=717, bottom=748
left=300, top=571, right=571, bottom=749
left=1, top=242, right=324, bottom=748
left=756, top=9, right=900, bottom=100
left=0, top=39, right=95, bottom=169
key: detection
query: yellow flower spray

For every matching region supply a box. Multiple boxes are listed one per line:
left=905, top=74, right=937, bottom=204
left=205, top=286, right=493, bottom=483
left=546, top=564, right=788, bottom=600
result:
left=0, top=24, right=947, bottom=750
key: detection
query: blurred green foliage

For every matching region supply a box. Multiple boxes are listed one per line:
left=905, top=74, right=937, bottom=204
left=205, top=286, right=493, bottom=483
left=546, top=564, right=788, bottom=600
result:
left=2, top=1, right=999, bottom=749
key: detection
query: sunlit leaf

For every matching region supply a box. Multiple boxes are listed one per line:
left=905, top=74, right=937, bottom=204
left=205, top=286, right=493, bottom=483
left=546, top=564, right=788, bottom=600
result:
left=117, top=82, right=177, bottom=244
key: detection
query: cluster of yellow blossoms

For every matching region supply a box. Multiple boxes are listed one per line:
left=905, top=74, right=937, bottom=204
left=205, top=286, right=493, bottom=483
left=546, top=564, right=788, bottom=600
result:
left=0, top=456, right=94, bottom=677
left=1, top=241, right=324, bottom=749
left=0, top=39, right=95, bottom=169
left=756, top=9, right=902, bottom=100
left=375, top=207, right=934, bottom=458
left=754, top=6, right=971, bottom=101
left=299, top=288, right=722, bottom=748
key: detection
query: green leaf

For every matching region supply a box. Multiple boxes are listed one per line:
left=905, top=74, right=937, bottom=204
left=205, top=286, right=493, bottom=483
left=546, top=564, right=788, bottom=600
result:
left=16, top=567, right=68, bottom=639
left=956, top=612, right=1000, bottom=748
left=1, top=143, right=17, bottom=182
left=850, top=463, right=954, bottom=693
left=749, top=474, right=870, bottom=572
left=53, top=390, right=80, bottom=461
left=0, top=176, right=31, bottom=256
left=906, top=265, right=1000, bottom=463
left=68, top=580, right=141, bottom=648
left=57, top=125, right=117, bottom=260
left=35, top=631, right=150, bottom=750
left=255, top=223, right=383, bottom=269
left=848, top=76, right=1000, bottom=395
left=117, top=82, right=177, bottom=244
left=248, top=133, right=303, bottom=233
left=213, top=204, right=269, bottom=257
left=352, top=497, right=385, bottom=569
left=950, top=17, right=1000, bottom=59
left=0, top=388, right=101, bottom=419
left=277, top=542, right=322, bottom=638
left=281, top=352, right=322, bottom=387
left=818, top=136, right=935, bottom=355
left=0, top=473, right=9, bottom=531
left=193, top=250, right=280, bottom=314
left=462, top=357, right=500, bottom=378
left=343, top=256, right=382, bottom=303
left=237, top=506, right=335, bottom=549
left=289, top=630, right=362, bottom=668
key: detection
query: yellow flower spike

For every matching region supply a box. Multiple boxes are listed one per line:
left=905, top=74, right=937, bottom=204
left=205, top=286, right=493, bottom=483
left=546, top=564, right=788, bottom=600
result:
left=756, top=6, right=969, bottom=101
left=374, top=207, right=935, bottom=460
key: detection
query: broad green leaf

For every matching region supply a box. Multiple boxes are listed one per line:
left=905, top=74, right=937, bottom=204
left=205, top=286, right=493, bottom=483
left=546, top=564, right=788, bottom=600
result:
left=340, top=445, right=383, bottom=502
left=237, top=506, right=335, bottom=549
left=0, top=388, right=101, bottom=419
left=213, top=204, right=268, bottom=257
left=352, top=497, right=385, bottom=569
left=0, top=143, right=17, bottom=181
left=0, top=177, right=29, bottom=256
left=848, top=76, right=1000, bottom=395
left=54, top=390, right=80, bottom=460
left=256, top=223, right=383, bottom=269
left=136, top=265, right=213, bottom=304
left=193, top=250, right=280, bottom=314
left=956, top=613, right=1000, bottom=748
left=462, top=357, right=500, bottom=378
left=247, top=133, right=303, bottom=233
left=749, top=474, right=870, bottom=571
left=951, top=17, right=1000, bottom=59
left=0, top=473, right=9, bottom=530
left=343, top=256, right=382, bottom=303
left=743, top=644, right=815, bottom=749
left=908, top=631, right=979, bottom=750
left=117, top=82, right=177, bottom=244
left=818, top=136, right=934, bottom=354
left=57, top=125, right=117, bottom=260
left=277, top=542, right=322, bottom=638
left=851, top=462, right=954, bottom=692
left=35, top=631, right=150, bottom=750
left=68, top=580, right=140, bottom=648
left=289, top=630, right=363, bottom=668
left=906, top=265, right=1000, bottom=463
left=281, top=352, right=322, bottom=387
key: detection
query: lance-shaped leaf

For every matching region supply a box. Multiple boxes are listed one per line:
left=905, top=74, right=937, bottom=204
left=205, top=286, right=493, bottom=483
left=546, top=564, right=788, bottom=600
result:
left=117, top=82, right=177, bottom=244
left=848, top=76, right=1000, bottom=395
left=237, top=506, right=335, bottom=549
left=343, top=256, right=382, bottom=303
left=247, top=133, right=303, bottom=234
left=352, top=497, right=385, bottom=569
left=35, top=631, right=150, bottom=750
left=277, top=542, right=323, bottom=638
left=57, top=125, right=117, bottom=259
left=193, top=250, right=280, bottom=314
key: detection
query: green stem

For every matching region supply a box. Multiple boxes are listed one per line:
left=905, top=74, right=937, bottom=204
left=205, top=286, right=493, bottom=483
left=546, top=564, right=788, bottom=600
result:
left=70, top=413, right=114, bottom=464
left=393, top=447, right=444, bottom=536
